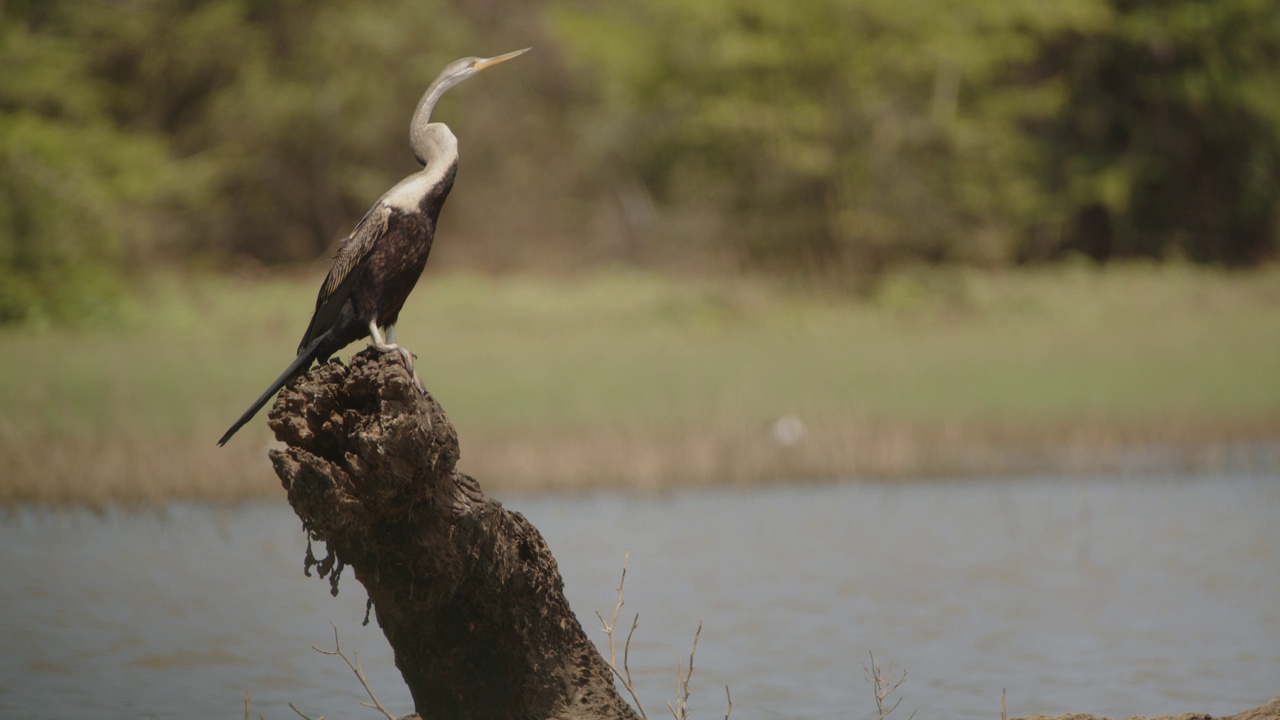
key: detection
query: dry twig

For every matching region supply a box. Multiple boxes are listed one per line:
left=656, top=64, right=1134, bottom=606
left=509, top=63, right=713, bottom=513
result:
left=667, top=623, right=701, bottom=720
left=288, top=702, right=323, bottom=720
left=863, top=651, right=915, bottom=720
left=595, top=550, right=650, bottom=720
left=242, top=689, right=264, bottom=720
left=311, top=624, right=397, bottom=720
left=595, top=552, right=731, bottom=720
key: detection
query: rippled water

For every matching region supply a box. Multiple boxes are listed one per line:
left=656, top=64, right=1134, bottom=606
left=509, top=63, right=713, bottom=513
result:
left=1, top=473, right=1277, bottom=720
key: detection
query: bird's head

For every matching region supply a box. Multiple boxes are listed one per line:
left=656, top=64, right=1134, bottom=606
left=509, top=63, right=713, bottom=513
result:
left=410, top=48, right=530, bottom=164
left=434, top=48, right=531, bottom=95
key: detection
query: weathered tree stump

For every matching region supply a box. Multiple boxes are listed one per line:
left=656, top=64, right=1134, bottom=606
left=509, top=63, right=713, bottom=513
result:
left=267, top=349, right=640, bottom=720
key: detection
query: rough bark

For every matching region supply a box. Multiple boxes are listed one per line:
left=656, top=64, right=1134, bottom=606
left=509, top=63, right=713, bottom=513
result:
left=267, top=349, right=640, bottom=720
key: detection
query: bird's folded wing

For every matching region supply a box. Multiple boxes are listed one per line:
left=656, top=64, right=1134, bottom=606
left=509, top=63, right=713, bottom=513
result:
left=295, top=203, right=393, bottom=354
left=322, top=203, right=392, bottom=301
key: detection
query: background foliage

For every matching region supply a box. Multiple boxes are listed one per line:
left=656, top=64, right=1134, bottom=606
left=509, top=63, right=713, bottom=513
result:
left=2, top=0, right=1278, bottom=320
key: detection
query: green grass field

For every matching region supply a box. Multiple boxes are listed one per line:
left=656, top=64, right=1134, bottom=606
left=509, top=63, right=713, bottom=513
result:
left=2, top=263, right=1278, bottom=503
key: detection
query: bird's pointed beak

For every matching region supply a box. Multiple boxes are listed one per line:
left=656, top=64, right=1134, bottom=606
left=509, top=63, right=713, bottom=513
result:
left=474, top=48, right=531, bottom=71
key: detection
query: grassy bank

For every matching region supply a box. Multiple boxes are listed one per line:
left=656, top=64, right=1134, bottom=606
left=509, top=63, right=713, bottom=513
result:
left=2, top=264, right=1278, bottom=504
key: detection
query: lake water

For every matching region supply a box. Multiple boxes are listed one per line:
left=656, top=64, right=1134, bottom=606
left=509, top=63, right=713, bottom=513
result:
left=1, top=473, right=1277, bottom=720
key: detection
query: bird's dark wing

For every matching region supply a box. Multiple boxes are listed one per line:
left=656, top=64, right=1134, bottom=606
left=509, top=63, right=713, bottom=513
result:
left=224, top=204, right=394, bottom=444
left=321, top=203, right=392, bottom=301
left=297, top=203, right=392, bottom=353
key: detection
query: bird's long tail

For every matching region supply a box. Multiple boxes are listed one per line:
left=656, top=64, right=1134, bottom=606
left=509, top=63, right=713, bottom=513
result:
left=217, top=334, right=331, bottom=446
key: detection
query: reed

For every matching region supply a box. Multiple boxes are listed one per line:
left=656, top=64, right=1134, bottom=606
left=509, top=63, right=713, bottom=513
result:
left=3, top=417, right=1275, bottom=507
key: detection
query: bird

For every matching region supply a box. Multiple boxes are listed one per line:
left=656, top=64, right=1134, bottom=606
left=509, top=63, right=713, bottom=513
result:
left=218, top=48, right=530, bottom=446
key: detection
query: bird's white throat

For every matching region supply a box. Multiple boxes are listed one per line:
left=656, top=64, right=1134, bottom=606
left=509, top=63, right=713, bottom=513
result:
left=385, top=125, right=458, bottom=212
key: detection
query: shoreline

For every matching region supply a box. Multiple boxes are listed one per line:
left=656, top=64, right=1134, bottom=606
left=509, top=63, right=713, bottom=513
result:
left=1012, top=694, right=1280, bottom=720
left=3, top=417, right=1276, bottom=507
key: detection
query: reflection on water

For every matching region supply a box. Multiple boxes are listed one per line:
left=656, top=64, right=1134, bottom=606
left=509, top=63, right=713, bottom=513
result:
left=1, top=473, right=1277, bottom=720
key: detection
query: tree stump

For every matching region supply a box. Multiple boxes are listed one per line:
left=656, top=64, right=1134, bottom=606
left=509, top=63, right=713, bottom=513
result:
left=267, top=349, right=640, bottom=720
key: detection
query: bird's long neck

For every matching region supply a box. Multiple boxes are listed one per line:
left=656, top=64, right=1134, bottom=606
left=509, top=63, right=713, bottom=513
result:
left=416, top=126, right=458, bottom=173
left=410, top=76, right=456, bottom=165
left=382, top=125, right=458, bottom=213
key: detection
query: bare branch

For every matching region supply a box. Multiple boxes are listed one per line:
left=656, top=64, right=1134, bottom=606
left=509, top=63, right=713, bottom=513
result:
left=311, top=624, right=397, bottom=720
left=594, top=554, right=721, bottom=720
left=666, top=622, right=702, bottom=720
left=724, top=685, right=733, bottom=720
left=863, top=651, right=913, bottom=720
left=288, top=701, right=322, bottom=720
left=624, top=613, right=641, bottom=691
left=595, top=551, right=650, bottom=720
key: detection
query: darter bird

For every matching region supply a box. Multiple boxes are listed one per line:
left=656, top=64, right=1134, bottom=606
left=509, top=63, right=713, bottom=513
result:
left=218, top=48, right=530, bottom=446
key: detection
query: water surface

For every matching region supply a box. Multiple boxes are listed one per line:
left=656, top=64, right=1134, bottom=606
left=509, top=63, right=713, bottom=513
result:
left=1, top=473, right=1277, bottom=719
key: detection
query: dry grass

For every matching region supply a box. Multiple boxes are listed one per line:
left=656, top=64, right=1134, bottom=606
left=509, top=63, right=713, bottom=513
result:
left=3, top=416, right=1275, bottom=506
left=0, top=426, right=281, bottom=507
left=454, top=417, right=1280, bottom=490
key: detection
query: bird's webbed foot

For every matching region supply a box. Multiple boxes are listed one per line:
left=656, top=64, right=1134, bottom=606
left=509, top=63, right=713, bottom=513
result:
left=369, top=322, right=426, bottom=393
left=394, top=345, right=426, bottom=394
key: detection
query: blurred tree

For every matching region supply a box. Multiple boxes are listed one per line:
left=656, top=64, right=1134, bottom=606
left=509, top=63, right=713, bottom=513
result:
left=1027, top=0, right=1280, bottom=265
left=66, top=0, right=484, bottom=264
left=2, top=0, right=1278, bottom=325
left=0, top=0, right=490, bottom=317
left=551, top=0, right=1110, bottom=277
left=553, top=0, right=1280, bottom=275
left=0, top=1, right=185, bottom=322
